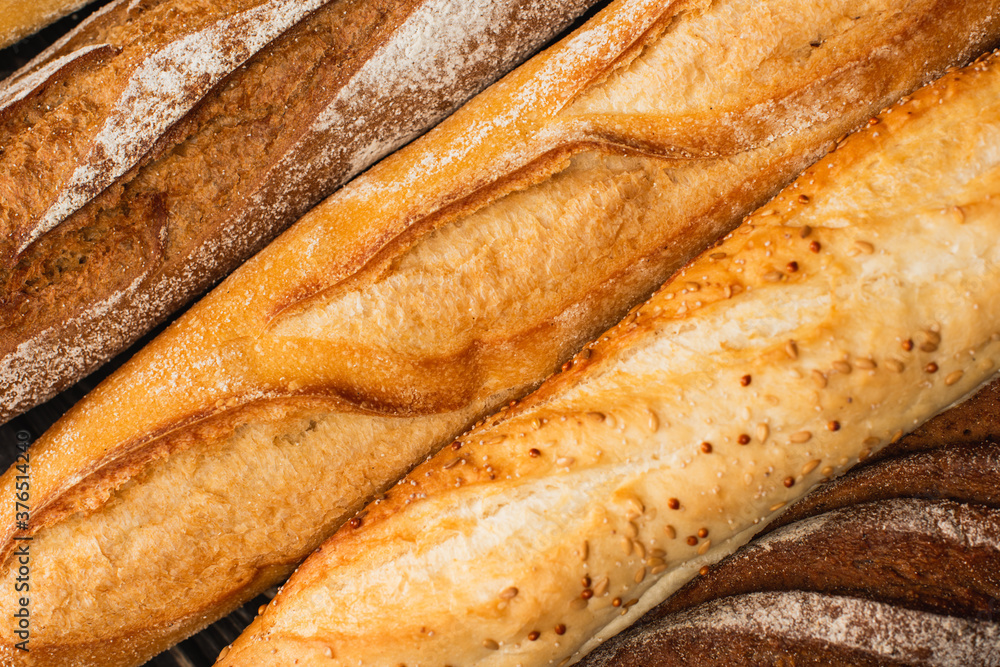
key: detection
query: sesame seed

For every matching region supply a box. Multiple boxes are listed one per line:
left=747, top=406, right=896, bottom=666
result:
left=667, top=498, right=680, bottom=510
left=634, top=568, right=646, bottom=584
left=323, top=647, right=333, bottom=658
left=811, top=370, right=828, bottom=388
left=855, top=358, right=876, bottom=370
left=555, top=625, right=566, bottom=636
left=710, top=252, right=727, bottom=260
left=624, top=522, right=639, bottom=539
left=528, top=632, right=540, bottom=641
left=581, top=348, right=592, bottom=360
left=951, top=205, right=966, bottom=224
left=700, top=441, right=714, bottom=453
left=648, top=410, right=660, bottom=432
left=593, top=576, right=609, bottom=597
left=886, top=359, right=905, bottom=373
left=218, top=647, right=231, bottom=661
left=925, top=362, right=939, bottom=374
left=798, top=194, right=811, bottom=204
left=633, top=540, right=646, bottom=559
left=763, top=271, right=783, bottom=282
left=757, top=423, right=770, bottom=443
left=821, top=465, right=835, bottom=476
left=920, top=341, right=939, bottom=353
left=924, top=330, right=942, bottom=346
left=790, top=430, right=813, bottom=443
left=664, top=525, right=677, bottom=539
left=621, top=538, right=633, bottom=556
left=832, top=360, right=852, bottom=374
left=855, top=241, right=875, bottom=254
left=827, top=421, right=841, bottom=431
left=651, top=565, right=667, bottom=575
left=737, top=434, right=751, bottom=445
left=444, top=458, right=462, bottom=469
left=770, top=502, right=787, bottom=512
left=483, top=639, right=500, bottom=650
left=570, top=598, right=588, bottom=611
left=697, top=540, right=712, bottom=555
left=500, top=587, right=519, bottom=600
left=785, top=340, right=799, bottom=359
left=580, top=541, right=589, bottom=561
left=945, top=370, right=964, bottom=386
left=556, top=457, right=576, bottom=467
left=741, top=374, right=752, bottom=387
left=799, top=459, right=821, bottom=476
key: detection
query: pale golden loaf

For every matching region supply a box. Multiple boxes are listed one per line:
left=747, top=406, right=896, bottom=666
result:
left=217, top=48, right=1000, bottom=666
left=4, top=0, right=1000, bottom=665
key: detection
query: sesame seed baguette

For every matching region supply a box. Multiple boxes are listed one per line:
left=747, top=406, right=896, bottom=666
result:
left=3, top=0, right=999, bottom=664
left=0, top=0, right=602, bottom=424
left=217, top=48, right=1000, bottom=666
left=0, top=0, right=94, bottom=50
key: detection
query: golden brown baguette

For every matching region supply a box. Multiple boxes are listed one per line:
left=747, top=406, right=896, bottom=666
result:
left=0, top=0, right=93, bottom=49
left=217, top=47, right=1000, bottom=666
left=0, top=0, right=601, bottom=423
left=4, top=0, right=1000, bottom=664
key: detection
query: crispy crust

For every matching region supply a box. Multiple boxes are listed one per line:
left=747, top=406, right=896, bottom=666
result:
left=5, top=0, right=1000, bottom=665
left=0, top=0, right=601, bottom=423
left=218, top=48, right=1000, bottom=665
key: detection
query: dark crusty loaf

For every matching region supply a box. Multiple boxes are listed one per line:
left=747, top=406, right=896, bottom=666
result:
left=582, top=591, right=1000, bottom=667
left=0, top=0, right=601, bottom=424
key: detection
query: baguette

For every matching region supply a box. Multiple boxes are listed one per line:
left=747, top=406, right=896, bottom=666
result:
left=4, top=0, right=1000, bottom=664
left=0, top=0, right=601, bottom=423
left=0, top=0, right=94, bottom=50
left=216, top=46, right=1000, bottom=666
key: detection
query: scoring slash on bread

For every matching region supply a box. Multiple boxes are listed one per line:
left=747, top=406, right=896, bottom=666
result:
left=216, top=45, right=1000, bottom=666
left=0, top=0, right=601, bottom=424
left=3, top=0, right=1000, bottom=664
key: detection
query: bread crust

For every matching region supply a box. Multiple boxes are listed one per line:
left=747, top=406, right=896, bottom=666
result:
left=0, top=0, right=601, bottom=423
left=217, top=46, right=1000, bottom=666
left=5, top=0, right=1000, bottom=664
left=0, top=0, right=93, bottom=49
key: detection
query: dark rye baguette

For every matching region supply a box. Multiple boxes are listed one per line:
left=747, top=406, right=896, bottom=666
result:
left=658, top=498, right=1000, bottom=620
left=0, top=0, right=602, bottom=424
left=5, top=0, right=996, bottom=664
left=216, top=44, right=1000, bottom=666
left=581, top=592, right=1000, bottom=667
